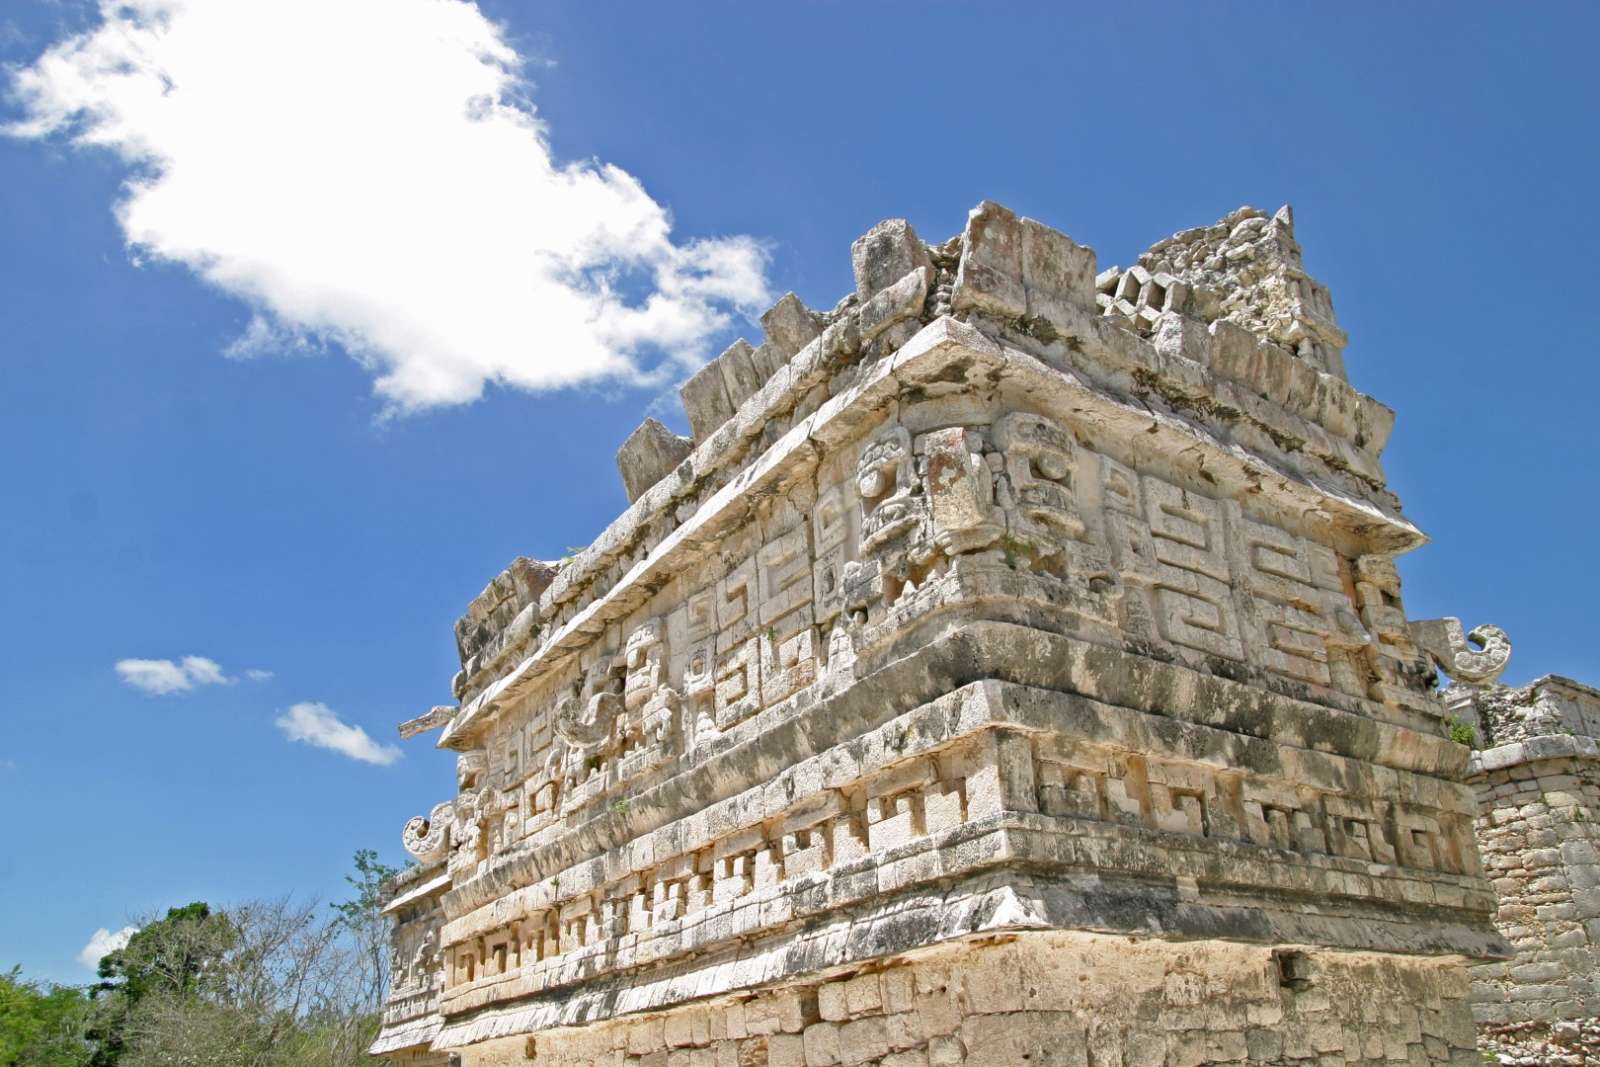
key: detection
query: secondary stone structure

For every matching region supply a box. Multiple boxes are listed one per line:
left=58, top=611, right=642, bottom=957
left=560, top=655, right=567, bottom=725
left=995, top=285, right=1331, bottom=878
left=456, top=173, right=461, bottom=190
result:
left=1450, top=676, right=1600, bottom=1062
left=373, top=201, right=1511, bottom=1066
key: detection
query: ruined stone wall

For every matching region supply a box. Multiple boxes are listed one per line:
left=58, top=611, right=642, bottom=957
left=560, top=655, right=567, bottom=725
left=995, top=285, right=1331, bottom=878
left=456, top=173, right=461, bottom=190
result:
left=373, top=199, right=1507, bottom=1066
left=1459, top=677, right=1600, bottom=1061
left=1094, top=205, right=1347, bottom=378
left=386, top=1052, right=451, bottom=1067
left=1471, top=749, right=1600, bottom=1022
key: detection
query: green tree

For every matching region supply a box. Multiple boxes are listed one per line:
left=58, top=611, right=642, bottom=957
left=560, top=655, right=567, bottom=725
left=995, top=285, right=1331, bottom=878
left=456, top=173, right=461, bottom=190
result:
left=29, top=852, right=406, bottom=1067
left=0, top=967, right=93, bottom=1067
left=87, top=903, right=235, bottom=1065
left=85, top=852, right=403, bottom=1067
left=330, top=850, right=400, bottom=1015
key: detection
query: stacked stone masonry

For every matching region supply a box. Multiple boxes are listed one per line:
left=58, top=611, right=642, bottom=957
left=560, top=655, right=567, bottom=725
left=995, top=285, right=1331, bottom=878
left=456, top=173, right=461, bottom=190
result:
left=374, top=200, right=1511, bottom=1066
left=452, top=936, right=1480, bottom=1067
left=1456, top=676, right=1600, bottom=1062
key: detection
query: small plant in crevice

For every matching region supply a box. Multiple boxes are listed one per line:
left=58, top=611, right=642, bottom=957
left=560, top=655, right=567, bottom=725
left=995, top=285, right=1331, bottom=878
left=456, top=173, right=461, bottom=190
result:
left=1000, top=533, right=1027, bottom=571
left=1444, top=716, right=1479, bottom=748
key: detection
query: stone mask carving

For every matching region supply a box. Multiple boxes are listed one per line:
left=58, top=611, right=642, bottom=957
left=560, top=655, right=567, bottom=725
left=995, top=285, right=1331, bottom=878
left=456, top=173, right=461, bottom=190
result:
left=555, top=657, right=624, bottom=749
left=857, top=426, right=921, bottom=552
left=993, top=412, right=1082, bottom=542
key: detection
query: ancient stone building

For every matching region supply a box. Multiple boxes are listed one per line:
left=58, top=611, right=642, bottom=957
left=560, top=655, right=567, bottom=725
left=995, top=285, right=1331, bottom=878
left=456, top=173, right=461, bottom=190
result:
left=372, top=200, right=1512, bottom=1066
left=1446, top=675, right=1600, bottom=1061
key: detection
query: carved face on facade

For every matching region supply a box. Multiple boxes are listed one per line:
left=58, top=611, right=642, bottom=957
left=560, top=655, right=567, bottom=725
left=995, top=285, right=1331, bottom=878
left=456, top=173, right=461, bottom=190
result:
left=993, top=412, right=1082, bottom=541
left=857, top=426, right=921, bottom=552
left=456, top=751, right=487, bottom=792
left=623, top=618, right=666, bottom=712
left=450, top=789, right=484, bottom=853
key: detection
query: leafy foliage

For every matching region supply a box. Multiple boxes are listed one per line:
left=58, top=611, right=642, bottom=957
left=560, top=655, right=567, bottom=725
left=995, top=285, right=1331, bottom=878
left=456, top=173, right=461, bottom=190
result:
left=329, top=849, right=400, bottom=1016
left=1445, top=716, right=1479, bottom=748
left=88, top=902, right=237, bottom=1065
left=0, top=968, right=93, bottom=1067
left=5, top=852, right=397, bottom=1067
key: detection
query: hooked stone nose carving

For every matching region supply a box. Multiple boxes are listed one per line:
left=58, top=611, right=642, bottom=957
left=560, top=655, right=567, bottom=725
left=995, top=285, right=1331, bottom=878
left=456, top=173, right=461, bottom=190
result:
left=401, top=800, right=453, bottom=863
left=1408, top=617, right=1512, bottom=687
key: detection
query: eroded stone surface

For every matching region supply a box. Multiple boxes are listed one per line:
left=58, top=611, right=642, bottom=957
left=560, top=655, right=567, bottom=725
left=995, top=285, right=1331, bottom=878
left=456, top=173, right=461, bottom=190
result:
left=1458, top=676, right=1600, bottom=1059
left=375, top=200, right=1506, bottom=1066
left=618, top=418, right=694, bottom=504
left=446, top=935, right=1480, bottom=1067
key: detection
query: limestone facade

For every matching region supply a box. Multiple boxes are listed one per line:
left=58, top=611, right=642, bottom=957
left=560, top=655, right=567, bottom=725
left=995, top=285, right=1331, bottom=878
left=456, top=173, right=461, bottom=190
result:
left=1454, top=676, right=1600, bottom=1059
left=373, top=200, right=1509, bottom=1065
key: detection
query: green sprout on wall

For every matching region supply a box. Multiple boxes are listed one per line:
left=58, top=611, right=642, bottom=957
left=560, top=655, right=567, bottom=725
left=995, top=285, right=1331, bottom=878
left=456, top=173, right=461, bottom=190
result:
left=1444, top=717, right=1478, bottom=748
left=1000, top=533, right=1027, bottom=571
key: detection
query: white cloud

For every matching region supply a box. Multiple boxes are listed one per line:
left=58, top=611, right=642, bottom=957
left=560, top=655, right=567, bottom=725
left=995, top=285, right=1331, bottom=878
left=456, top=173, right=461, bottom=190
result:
left=79, top=925, right=138, bottom=969
left=116, top=655, right=234, bottom=694
left=274, top=701, right=400, bottom=766
left=6, top=0, right=770, bottom=414
left=244, top=668, right=274, bottom=682
left=178, top=654, right=228, bottom=686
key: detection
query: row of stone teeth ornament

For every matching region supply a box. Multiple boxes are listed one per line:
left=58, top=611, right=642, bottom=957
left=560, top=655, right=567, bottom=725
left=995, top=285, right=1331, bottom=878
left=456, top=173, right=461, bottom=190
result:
left=1094, top=264, right=1190, bottom=336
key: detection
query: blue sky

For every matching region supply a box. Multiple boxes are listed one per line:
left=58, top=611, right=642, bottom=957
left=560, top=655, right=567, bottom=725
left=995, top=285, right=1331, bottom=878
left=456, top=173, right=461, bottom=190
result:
left=2, top=1, right=1595, bottom=983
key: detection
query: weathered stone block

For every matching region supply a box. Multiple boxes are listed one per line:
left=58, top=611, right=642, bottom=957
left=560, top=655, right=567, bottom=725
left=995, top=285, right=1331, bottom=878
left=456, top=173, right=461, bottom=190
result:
left=680, top=357, right=735, bottom=443
left=857, top=267, right=929, bottom=343
left=717, top=339, right=764, bottom=410
left=762, top=293, right=823, bottom=364
left=951, top=201, right=1025, bottom=320
left=949, top=200, right=1096, bottom=326
left=851, top=219, right=933, bottom=303
left=618, top=417, right=695, bottom=504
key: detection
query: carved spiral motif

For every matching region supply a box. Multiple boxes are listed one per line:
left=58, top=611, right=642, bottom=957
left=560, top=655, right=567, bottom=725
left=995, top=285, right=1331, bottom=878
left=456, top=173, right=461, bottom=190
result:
left=401, top=801, right=452, bottom=862
left=555, top=690, right=620, bottom=749
left=1408, top=617, right=1512, bottom=688
left=1455, top=624, right=1512, bottom=685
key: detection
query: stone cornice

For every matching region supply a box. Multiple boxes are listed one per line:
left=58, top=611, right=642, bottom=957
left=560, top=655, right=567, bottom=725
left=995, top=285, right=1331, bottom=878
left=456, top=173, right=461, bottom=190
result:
left=440, top=316, right=1421, bottom=749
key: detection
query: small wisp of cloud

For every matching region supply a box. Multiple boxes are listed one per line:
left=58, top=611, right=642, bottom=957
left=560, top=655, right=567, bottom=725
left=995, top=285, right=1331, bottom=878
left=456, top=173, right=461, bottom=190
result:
left=274, top=702, right=400, bottom=766
left=5, top=0, right=771, bottom=415
left=116, top=655, right=230, bottom=694
left=79, top=925, right=137, bottom=970
left=115, top=656, right=273, bottom=694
